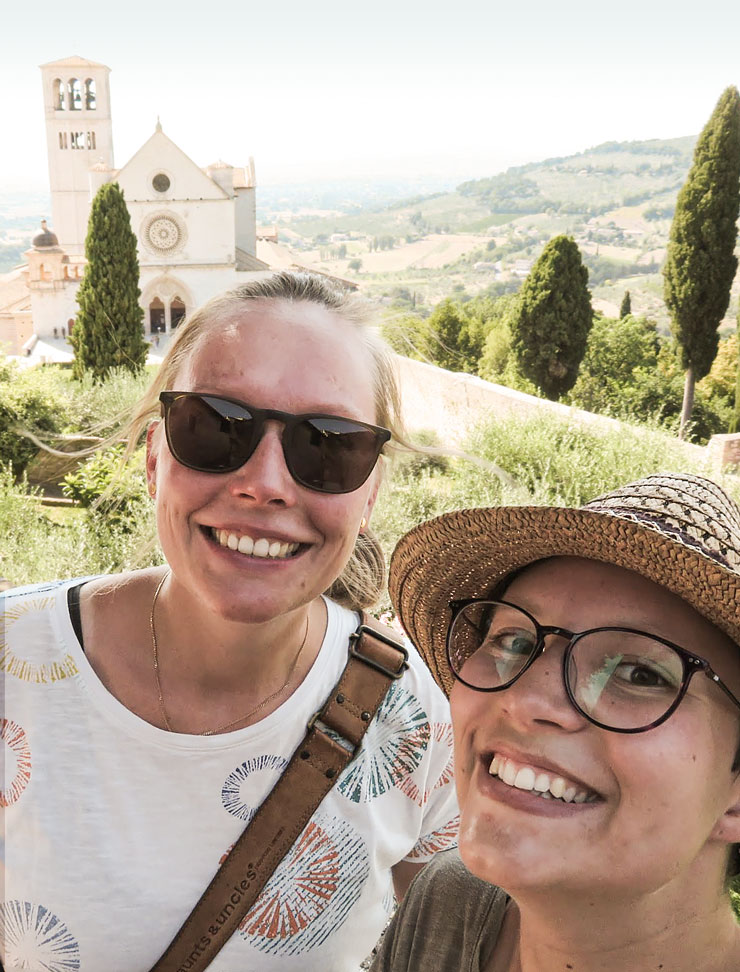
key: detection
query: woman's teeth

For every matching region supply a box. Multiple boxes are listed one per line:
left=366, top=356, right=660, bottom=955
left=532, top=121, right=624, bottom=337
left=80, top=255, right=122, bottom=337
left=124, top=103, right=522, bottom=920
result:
left=211, top=528, right=299, bottom=560
left=489, top=753, right=598, bottom=804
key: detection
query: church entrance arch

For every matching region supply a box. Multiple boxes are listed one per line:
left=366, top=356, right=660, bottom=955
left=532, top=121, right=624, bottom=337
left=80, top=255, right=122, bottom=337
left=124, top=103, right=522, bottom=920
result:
left=171, top=297, right=186, bottom=329
left=149, top=297, right=166, bottom=333
left=140, top=277, right=193, bottom=336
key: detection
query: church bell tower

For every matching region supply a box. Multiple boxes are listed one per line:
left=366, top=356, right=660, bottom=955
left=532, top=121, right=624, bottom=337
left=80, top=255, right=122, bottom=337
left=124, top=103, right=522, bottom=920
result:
left=39, top=56, right=114, bottom=255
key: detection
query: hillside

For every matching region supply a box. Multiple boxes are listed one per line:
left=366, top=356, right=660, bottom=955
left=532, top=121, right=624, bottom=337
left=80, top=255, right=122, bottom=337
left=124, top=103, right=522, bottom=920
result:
left=271, top=135, right=740, bottom=329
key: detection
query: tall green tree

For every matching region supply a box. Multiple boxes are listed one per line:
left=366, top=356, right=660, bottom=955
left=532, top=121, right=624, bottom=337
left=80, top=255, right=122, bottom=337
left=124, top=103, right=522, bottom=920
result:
left=731, top=297, right=740, bottom=434
left=71, top=182, right=147, bottom=381
left=620, top=290, right=632, bottom=318
left=511, top=235, right=592, bottom=400
left=663, top=86, right=740, bottom=436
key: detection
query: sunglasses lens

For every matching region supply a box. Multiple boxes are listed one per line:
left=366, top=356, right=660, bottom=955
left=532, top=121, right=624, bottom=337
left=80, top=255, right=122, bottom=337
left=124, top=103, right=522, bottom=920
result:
left=288, top=417, right=384, bottom=493
left=166, top=395, right=256, bottom=472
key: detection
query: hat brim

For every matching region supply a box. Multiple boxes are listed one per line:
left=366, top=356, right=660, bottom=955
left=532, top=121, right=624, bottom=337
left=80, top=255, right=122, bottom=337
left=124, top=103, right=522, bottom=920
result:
left=389, top=506, right=740, bottom=697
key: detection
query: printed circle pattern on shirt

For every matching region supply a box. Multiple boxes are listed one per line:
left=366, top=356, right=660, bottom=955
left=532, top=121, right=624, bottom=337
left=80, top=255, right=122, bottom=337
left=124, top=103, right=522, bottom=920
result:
left=2, top=595, right=78, bottom=684
left=238, top=813, right=370, bottom=956
left=336, top=682, right=430, bottom=803
left=395, top=721, right=455, bottom=807
left=406, top=814, right=461, bottom=861
left=0, top=900, right=80, bottom=971
left=1, top=718, right=32, bottom=807
left=221, top=754, right=289, bottom=822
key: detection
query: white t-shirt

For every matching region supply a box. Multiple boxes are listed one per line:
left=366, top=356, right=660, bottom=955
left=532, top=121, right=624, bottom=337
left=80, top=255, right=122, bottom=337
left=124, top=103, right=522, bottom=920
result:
left=1, top=580, right=459, bottom=972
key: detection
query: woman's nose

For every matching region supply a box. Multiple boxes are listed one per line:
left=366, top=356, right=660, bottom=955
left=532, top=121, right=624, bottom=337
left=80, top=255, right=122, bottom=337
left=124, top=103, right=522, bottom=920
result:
left=227, top=425, right=298, bottom=505
left=499, top=635, right=586, bottom=732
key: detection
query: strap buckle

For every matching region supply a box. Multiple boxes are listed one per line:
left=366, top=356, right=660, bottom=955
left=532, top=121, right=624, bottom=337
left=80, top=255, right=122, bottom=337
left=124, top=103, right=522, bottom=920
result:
left=348, top=624, right=409, bottom=679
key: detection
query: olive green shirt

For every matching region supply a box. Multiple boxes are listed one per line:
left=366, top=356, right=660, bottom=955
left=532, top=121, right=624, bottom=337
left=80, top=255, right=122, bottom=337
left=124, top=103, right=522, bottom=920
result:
left=371, top=850, right=509, bottom=971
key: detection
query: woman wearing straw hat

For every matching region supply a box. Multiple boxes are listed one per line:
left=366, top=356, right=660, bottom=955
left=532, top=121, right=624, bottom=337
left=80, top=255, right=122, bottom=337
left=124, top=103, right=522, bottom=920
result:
left=373, top=472, right=740, bottom=971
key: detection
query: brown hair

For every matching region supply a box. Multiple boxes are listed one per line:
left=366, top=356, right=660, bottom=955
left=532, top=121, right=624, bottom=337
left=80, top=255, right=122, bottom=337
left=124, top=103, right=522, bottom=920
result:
left=127, top=270, right=412, bottom=610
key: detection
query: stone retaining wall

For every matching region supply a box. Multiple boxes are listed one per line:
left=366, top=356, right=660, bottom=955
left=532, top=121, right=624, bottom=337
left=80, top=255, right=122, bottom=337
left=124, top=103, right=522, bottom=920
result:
left=393, top=355, right=732, bottom=468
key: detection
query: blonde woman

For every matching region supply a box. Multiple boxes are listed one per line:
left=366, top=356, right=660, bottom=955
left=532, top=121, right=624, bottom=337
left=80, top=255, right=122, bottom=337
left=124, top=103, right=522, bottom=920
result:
left=2, top=272, right=458, bottom=971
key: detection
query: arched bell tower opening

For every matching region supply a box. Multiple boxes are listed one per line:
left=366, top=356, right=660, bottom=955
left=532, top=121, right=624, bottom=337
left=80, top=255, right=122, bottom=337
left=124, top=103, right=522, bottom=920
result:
left=40, top=56, right=114, bottom=255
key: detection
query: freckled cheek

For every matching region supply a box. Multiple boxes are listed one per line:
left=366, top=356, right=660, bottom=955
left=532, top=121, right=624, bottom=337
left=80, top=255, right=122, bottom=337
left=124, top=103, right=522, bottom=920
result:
left=609, top=743, right=700, bottom=828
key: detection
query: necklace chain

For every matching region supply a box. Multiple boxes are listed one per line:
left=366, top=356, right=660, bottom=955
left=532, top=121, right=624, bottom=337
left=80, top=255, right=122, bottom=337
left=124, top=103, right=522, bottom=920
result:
left=150, top=570, right=309, bottom=736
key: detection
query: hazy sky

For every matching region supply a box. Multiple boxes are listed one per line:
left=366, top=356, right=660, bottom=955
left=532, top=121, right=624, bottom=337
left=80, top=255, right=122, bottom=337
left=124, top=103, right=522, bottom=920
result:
left=4, top=0, right=739, bottom=192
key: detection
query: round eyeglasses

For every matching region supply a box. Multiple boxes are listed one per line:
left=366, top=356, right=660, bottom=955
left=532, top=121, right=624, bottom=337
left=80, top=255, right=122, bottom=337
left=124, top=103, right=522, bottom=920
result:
left=447, top=599, right=740, bottom=733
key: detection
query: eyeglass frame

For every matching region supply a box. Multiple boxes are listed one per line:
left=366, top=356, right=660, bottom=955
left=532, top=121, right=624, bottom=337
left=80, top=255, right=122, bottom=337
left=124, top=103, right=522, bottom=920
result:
left=158, top=391, right=391, bottom=494
left=447, top=597, right=740, bottom=734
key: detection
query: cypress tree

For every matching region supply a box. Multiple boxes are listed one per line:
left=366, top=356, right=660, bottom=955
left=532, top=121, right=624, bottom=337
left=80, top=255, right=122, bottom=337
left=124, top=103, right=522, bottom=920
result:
left=71, top=182, right=147, bottom=381
left=731, top=295, right=740, bottom=434
left=511, top=235, right=592, bottom=400
left=620, top=290, right=631, bottom=318
left=663, top=86, right=740, bottom=436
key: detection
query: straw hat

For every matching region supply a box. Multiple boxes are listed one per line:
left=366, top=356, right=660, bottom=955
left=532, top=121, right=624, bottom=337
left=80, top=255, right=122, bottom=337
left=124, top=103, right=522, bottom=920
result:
left=389, top=472, right=740, bottom=697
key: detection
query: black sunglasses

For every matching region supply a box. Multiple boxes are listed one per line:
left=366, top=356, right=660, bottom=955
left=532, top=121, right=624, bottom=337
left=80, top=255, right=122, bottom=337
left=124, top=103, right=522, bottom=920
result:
left=447, top=598, right=740, bottom=733
left=159, top=392, right=391, bottom=494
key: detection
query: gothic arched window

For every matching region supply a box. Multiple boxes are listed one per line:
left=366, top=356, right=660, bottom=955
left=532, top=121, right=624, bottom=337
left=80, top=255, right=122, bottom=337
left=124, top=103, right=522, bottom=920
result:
left=53, top=79, right=65, bottom=110
left=171, top=297, right=186, bottom=329
left=149, top=298, right=166, bottom=334
left=85, top=79, right=97, bottom=110
left=69, top=79, right=82, bottom=111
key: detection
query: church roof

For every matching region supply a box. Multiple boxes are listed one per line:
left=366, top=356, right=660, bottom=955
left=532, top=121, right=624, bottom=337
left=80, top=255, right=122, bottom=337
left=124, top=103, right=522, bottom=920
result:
left=0, top=267, right=32, bottom=315
left=235, top=248, right=271, bottom=272
left=39, top=55, right=110, bottom=70
left=32, top=221, right=60, bottom=249
left=116, top=128, right=230, bottom=200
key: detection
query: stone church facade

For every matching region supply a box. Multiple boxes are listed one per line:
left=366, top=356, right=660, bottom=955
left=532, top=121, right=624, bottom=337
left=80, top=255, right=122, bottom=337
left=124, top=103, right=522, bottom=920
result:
left=1, top=55, right=270, bottom=351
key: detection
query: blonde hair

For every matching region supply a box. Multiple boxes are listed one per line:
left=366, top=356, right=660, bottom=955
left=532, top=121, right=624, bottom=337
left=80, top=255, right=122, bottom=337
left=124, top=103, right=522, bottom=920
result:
left=128, top=270, right=411, bottom=610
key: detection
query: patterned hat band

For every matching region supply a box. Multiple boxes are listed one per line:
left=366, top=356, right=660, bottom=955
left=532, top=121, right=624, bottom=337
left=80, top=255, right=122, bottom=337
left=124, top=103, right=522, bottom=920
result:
left=389, top=473, right=740, bottom=698
left=583, top=476, right=740, bottom=573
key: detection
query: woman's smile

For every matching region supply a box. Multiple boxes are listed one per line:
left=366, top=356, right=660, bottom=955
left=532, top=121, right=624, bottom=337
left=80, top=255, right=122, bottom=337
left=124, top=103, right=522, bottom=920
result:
left=486, top=752, right=601, bottom=804
left=206, top=525, right=302, bottom=560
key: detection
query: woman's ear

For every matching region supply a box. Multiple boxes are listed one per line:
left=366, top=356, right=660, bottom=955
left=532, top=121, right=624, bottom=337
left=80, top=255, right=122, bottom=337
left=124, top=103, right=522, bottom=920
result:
left=711, top=777, right=740, bottom=845
left=146, top=422, right=160, bottom=497
left=361, top=471, right=382, bottom=530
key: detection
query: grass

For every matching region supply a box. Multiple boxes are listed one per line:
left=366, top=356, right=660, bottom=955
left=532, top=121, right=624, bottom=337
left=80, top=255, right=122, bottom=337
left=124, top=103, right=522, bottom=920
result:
left=38, top=502, right=84, bottom=526
left=0, top=466, right=160, bottom=586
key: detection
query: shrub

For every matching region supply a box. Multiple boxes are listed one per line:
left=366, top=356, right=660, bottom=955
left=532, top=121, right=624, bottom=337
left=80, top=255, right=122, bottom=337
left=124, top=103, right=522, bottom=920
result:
left=62, top=444, right=150, bottom=531
left=456, top=412, right=719, bottom=508
left=392, top=429, right=450, bottom=481
left=59, top=367, right=151, bottom=436
left=0, top=463, right=159, bottom=586
left=0, top=364, right=69, bottom=474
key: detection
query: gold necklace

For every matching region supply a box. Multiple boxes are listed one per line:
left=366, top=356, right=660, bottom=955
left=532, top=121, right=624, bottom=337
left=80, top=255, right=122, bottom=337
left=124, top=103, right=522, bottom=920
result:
left=150, top=571, right=309, bottom=736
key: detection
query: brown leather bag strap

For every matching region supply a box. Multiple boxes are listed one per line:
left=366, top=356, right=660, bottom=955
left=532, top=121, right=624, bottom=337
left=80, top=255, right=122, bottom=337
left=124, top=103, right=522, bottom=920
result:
left=148, top=615, right=408, bottom=972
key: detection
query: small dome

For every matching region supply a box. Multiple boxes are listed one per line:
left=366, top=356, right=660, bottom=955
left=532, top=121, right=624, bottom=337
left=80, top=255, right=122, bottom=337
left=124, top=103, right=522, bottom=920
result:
left=33, top=220, right=59, bottom=249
